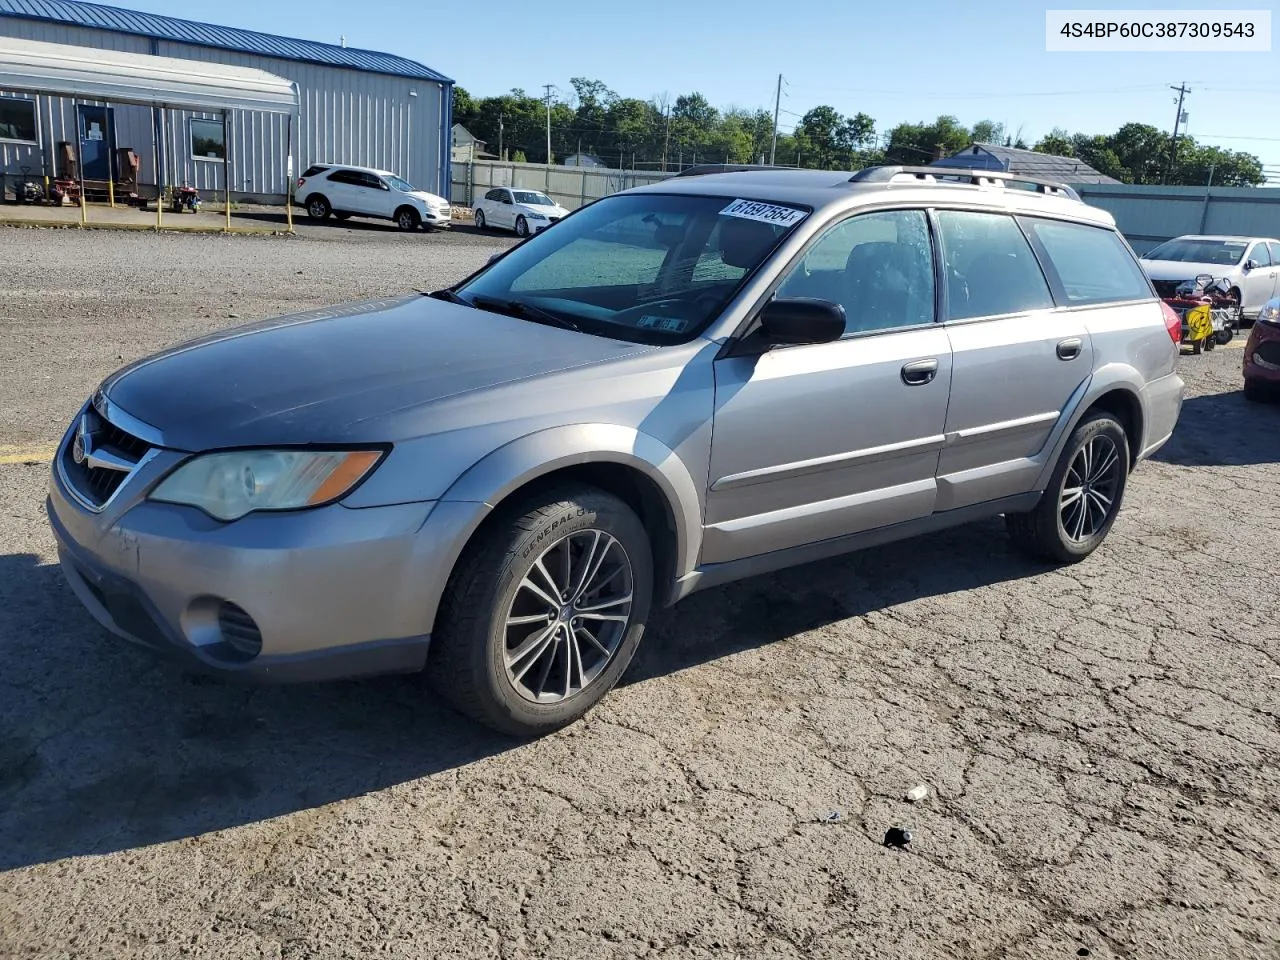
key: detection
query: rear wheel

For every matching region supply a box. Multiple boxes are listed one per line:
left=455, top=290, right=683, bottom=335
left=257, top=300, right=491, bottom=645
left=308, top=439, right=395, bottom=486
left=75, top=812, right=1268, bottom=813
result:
left=1005, top=410, right=1129, bottom=564
left=396, top=206, right=421, bottom=231
left=428, top=485, right=653, bottom=738
left=306, top=195, right=331, bottom=220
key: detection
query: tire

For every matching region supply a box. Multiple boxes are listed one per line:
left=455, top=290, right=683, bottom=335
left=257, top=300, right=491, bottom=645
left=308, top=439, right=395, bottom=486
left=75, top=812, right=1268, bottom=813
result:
left=396, top=206, right=421, bottom=231
left=515, top=215, right=529, bottom=238
left=428, top=485, right=654, bottom=738
left=474, top=209, right=486, bottom=230
left=1005, top=410, right=1130, bottom=564
left=1204, top=334, right=1216, bottom=352
left=1244, top=379, right=1269, bottom=403
left=1217, top=326, right=1234, bottom=345
left=1191, top=338, right=1203, bottom=355
left=306, top=195, right=331, bottom=220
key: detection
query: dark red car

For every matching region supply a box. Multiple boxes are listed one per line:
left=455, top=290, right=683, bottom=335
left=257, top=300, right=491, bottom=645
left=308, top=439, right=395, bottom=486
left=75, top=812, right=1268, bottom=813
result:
left=1244, top=297, right=1280, bottom=402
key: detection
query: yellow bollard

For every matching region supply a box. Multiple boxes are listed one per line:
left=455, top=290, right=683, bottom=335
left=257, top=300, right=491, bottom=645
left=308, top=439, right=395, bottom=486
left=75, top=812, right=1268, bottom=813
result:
left=108, top=178, right=115, bottom=208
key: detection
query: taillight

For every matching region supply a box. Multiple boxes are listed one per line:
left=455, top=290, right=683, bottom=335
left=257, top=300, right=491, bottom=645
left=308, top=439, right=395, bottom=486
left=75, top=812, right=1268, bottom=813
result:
left=297, top=177, right=306, bottom=188
left=1160, top=302, right=1182, bottom=343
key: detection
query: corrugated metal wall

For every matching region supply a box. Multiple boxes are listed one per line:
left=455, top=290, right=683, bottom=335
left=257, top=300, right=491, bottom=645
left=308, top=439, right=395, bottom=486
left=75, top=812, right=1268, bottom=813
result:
left=1077, top=183, right=1280, bottom=255
left=0, top=18, right=447, bottom=201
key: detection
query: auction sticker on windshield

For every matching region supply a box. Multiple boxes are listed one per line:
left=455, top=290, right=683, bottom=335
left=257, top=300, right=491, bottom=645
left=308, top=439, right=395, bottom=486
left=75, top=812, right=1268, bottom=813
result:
left=720, top=199, right=808, bottom=228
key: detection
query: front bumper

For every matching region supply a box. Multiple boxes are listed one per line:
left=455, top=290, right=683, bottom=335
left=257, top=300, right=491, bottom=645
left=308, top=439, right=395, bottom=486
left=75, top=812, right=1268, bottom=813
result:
left=1244, top=321, right=1280, bottom=384
left=46, top=426, right=446, bottom=683
left=422, top=206, right=453, bottom=228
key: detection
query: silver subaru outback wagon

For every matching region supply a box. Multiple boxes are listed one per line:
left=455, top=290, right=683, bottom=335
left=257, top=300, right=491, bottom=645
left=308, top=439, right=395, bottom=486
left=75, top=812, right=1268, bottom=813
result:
left=48, top=165, right=1185, bottom=737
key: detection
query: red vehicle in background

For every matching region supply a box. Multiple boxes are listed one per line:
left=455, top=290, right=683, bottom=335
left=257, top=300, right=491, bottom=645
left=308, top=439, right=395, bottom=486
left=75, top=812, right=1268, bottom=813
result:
left=1243, top=296, right=1280, bottom=403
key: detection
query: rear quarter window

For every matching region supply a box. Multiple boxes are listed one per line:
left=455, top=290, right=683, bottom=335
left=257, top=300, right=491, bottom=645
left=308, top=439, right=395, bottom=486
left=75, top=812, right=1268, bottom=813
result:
left=1020, top=217, right=1154, bottom=305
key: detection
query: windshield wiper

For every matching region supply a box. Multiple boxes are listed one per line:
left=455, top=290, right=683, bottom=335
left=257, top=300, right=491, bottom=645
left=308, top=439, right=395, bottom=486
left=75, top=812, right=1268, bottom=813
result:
left=426, top=288, right=471, bottom=304
left=467, top=295, right=581, bottom=332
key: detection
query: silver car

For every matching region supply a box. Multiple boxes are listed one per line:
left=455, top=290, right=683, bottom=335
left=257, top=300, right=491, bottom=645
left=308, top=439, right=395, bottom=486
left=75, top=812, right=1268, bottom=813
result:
left=48, top=165, right=1185, bottom=737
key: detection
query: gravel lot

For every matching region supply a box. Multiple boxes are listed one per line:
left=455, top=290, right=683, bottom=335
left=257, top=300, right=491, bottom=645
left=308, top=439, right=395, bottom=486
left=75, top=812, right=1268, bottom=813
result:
left=1, top=224, right=1278, bottom=960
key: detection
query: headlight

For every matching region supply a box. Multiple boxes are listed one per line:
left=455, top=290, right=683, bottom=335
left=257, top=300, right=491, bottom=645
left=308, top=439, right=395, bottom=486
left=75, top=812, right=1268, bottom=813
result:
left=526, top=212, right=548, bottom=221
left=1259, top=301, right=1280, bottom=325
left=149, top=449, right=384, bottom=521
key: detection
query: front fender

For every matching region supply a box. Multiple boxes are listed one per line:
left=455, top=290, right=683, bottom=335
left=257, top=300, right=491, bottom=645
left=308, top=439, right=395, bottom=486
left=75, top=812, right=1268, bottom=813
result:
left=439, top=423, right=704, bottom=581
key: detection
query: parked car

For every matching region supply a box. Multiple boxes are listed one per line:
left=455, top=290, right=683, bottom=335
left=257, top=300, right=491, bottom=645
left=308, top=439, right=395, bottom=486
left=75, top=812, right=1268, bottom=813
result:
left=48, top=165, right=1184, bottom=737
left=295, top=163, right=452, bottom=231
left=473, top=187, right=570, bottom=237
left=1140, top=235, right=1280, bottom=322
left=1243, top=296, right=1280, bottom=402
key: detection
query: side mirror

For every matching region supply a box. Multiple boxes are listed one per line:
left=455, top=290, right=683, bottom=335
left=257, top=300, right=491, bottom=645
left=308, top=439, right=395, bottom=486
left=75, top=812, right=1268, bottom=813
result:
left=1245, top=259, right=1259, bottom=271
left=487, top=252, right=502, bottom=264
left=758, top=298, right=845, bottom=346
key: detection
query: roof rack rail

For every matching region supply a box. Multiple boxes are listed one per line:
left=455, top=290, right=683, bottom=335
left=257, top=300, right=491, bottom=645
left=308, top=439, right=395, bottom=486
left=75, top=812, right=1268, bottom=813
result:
left=848, top=165, right=1083, bottom=202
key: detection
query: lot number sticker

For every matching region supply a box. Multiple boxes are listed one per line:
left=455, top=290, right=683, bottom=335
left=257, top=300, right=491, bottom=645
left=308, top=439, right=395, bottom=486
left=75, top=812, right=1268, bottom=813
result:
left=720, top=199, right=807, bottom=228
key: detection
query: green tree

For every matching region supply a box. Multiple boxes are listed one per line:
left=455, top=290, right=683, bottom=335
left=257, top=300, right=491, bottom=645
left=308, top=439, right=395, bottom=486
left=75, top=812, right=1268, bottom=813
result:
left=1033, top=127, right=1073, bottom=156
left=971, top=120, right=1004, bottom=145
left=883, top=115, right=970, bottom=165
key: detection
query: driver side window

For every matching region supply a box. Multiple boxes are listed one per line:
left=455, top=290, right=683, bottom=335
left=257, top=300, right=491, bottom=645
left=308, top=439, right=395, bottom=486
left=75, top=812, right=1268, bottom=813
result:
left=776, top=209, right=936, bottom=335
left=1249, top=243, right=1272, bottom=267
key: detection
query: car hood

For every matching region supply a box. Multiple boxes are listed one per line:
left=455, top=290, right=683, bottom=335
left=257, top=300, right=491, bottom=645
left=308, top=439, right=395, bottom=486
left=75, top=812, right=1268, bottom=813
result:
left=407, top=190, right=449, bottom=206
left=518, top=204, right=568, bottom=218
left=1141, top=258, right=1240, bottom=281
left=99, top=295, right=653, bottom=449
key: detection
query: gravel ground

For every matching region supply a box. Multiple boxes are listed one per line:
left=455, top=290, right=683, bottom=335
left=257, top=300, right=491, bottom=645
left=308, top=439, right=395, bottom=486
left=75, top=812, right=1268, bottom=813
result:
left=1, top=226, right=1278, bottom=960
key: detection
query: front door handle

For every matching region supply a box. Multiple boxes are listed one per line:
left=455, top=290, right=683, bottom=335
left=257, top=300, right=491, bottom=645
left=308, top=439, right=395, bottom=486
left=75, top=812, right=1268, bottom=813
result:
left=1056, top=337, right=1083, bottom=361
left=901, top=358, right=939, bottom=385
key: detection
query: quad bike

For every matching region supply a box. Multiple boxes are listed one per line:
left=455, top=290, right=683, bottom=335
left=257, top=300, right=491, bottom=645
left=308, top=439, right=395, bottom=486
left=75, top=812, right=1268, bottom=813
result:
left=170, top=185, right=202, bottom=214
left=1163, top=274, right=1241, bottom=354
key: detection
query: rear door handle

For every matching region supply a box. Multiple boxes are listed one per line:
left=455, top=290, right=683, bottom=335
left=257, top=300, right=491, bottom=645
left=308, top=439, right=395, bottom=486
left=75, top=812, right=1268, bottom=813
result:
left=1056, top=337, right=1083, bottom=361
left=901, top=358, right=939, bottom=385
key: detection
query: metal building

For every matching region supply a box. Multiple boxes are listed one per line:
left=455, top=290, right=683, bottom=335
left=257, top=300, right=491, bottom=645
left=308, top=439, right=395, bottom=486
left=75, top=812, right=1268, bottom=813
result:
left=0, top=0, right=453, bottom=203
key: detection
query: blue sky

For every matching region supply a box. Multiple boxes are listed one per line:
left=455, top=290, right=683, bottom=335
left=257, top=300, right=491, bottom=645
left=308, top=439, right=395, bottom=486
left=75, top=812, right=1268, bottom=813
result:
left=117, top=0, right=1280, bottom=173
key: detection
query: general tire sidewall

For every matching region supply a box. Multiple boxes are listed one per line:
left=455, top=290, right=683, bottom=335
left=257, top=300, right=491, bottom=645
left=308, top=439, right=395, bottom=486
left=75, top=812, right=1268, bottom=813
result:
left=1051, top=415, right=1129, bottom=558
left=480, top=497, right=653, bottom=730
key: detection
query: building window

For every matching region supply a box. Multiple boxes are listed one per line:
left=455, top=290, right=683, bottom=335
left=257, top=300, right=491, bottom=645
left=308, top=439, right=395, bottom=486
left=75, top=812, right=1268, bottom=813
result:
left=0, top=98, right=38, bottom=144
left=190, top=118, right=225, bottom=161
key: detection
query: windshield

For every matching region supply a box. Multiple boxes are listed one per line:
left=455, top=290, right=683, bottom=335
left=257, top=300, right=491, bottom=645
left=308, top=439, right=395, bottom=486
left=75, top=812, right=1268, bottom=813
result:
left=386, top=175, right=417, bottom=193
left=455, top=193, right=806, bottom=344
left=513, top=191, right=554, bottom=206
left=1145, top=238, right=1248, bottom=266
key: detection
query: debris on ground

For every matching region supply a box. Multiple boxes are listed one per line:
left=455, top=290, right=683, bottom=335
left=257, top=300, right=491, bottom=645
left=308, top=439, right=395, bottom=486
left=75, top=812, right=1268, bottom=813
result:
left=905, top=784, right=930, bottom=802
left=819, top=810, right=844, bottom=823
left=883, top=826, right=913, bottom=849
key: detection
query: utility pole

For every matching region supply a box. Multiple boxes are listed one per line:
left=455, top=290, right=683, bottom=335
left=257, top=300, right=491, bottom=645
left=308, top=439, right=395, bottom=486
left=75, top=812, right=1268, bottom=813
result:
left=1163, top=82, right=1190, bottom=184
left=769, top=73, right=783, bottom=166
left=498, top=112, right=504, bottom=161
left=542, top=84, right=554, bottom=164
left=662, top=104, right=671, bottom=172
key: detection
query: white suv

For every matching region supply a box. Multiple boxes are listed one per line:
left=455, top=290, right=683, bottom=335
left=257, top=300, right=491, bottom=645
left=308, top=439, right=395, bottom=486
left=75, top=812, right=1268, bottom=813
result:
left=295, top=164, right=452, bottom=232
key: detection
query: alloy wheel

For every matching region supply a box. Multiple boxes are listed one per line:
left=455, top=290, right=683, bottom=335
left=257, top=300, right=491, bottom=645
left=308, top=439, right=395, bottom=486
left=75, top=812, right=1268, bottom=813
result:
left=1059, top=434, right=1122, bottom=543
left=502, top=529, right=634, bottom=704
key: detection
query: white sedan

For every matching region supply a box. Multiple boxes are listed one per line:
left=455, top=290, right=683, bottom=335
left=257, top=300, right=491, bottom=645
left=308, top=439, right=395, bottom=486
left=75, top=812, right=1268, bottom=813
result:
left=473, top=188, right=570, bottom=237
left=1141, top=235, right=1280, bottom=321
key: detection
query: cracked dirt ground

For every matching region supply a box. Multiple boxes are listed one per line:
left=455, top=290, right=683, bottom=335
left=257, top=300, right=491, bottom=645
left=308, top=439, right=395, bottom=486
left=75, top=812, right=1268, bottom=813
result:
left=1, top=228, right=1279, bottom=959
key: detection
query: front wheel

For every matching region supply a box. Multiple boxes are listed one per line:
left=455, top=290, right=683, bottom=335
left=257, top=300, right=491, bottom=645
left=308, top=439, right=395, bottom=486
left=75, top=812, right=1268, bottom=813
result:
left=428, top=485, right=654, bottom=738
left=474, top=208, right=487, bottom=230
left=396, top=206, right=421, bottom=231
left=515, top=215, right=529, bottom=238
left=1005, top=411, right=1129, bottom=564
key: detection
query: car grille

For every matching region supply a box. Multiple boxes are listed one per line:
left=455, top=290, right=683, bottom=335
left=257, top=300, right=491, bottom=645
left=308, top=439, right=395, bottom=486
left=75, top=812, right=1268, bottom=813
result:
left=1255, top=339, right=1280, bottom=366
left=1151, top=279, right=1183, bottom=299
left=60, top=401, right=153, bottom=509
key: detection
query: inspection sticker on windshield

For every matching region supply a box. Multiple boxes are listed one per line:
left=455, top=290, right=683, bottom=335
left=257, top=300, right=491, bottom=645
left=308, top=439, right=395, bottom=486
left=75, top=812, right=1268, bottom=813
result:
left=637, top=315, right=689, bottom=332
left=719, top=199, right=807, bottom=228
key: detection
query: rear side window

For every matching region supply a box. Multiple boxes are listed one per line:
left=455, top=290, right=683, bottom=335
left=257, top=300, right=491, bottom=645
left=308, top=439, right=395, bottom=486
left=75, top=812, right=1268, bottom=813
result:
left=1269, top=242, right=1280, bottom=265
left=327, top=169, right=361, bottom=185
left=1021, top=218, right=1153, bottom=305
left=936, top=210, right=1054, bottom=321
left=301, top=164, right=328, bottom=178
